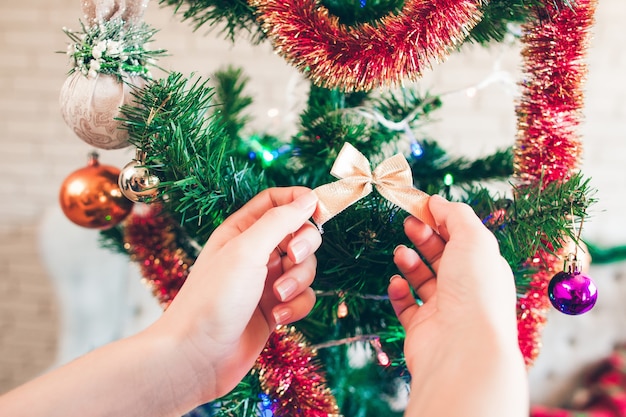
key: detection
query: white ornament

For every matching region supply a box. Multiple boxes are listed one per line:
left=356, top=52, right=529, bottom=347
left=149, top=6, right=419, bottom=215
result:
left=59, top=71, right=145, bottom=150
left=81, top=0, right=150, bottom=25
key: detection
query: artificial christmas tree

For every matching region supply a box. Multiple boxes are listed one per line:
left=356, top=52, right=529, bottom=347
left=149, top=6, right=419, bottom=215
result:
left=58, top=0, right=598, bottom=415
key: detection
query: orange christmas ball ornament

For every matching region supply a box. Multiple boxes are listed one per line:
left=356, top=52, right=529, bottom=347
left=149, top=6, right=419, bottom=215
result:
left=59, top=152, right=133, bottom=229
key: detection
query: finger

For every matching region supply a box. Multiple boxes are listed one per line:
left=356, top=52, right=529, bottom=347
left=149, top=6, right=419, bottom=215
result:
left=260, top=255, right=316, bottom=324
left=286, top=221, right=323, bottom=264
left=403, top=216, right=445, bottom=267
left=398, top=216, right=445, bottom=301
left=272, top=287, right=316, bottom=325
left=393, top=244, right=437, bottom=301
left=208, top=187, right=314, bottom=249
left=428, top=195, right=495, bottom=247
left=387, top=275, right=419, bottom=329
left=230, top=190, right=320, bottom=265
left=274, top=220, right=321, bottom=264
left=273, top=255, right=317, bottom=302
left=428, top=195, right=505, bottom=294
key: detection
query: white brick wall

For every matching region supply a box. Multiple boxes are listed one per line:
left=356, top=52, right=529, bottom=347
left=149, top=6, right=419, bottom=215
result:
left=0, top=0, right=625, bottom=403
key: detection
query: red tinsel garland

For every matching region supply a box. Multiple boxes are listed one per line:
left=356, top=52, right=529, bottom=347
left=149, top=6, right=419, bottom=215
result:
left=518, top=254, right=560, bottom=362
left=254, top=326, right=340, bottom=417
left=514, top=0, right=597, bottom=365
left=249, top=0, right=482, bottom=91
left=123, top=205, right=193, bottom=308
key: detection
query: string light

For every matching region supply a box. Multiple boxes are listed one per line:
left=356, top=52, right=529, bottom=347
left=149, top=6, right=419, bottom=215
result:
left=312, top=334, right=381, bottom=350
left=261, top=150, right=275, bottom=163
left=337, top=301, right=348, bottom=319
left=303, top=61, right=517, bottom=157
left=315, top=290, right=389, bottom=301
left=258, top=393, right=275, bottom=417
left=244, top=136, right=292, bottom=167
left=410, top=141, right=424, bottom=157
left=336, top=291, right=349, bottom=318
left=370, top=337, right=391, bottom=367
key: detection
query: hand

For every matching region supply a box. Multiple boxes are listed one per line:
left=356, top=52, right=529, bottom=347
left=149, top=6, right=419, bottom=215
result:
left=0, top=187, right=322, bottom=417
left=388, top=195, right=528, bottom=417
left=153, top=187, right=322, bottom=402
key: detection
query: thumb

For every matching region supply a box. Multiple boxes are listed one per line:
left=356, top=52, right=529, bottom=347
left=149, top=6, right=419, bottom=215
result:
left=428, top=195, right=488, bottom=242
left=234, top=191, right=319, bottom=262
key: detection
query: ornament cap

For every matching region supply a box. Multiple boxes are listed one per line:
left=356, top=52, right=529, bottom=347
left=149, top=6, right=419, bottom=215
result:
left=87, top=151, right=100, bottom=167
left=134, top=148, right=147, bottom=164
left=563, top=252, right=583, bottom=275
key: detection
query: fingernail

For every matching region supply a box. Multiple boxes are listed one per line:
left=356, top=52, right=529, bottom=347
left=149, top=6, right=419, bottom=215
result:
left=393, top=245, right=406, bottom=255
left=293, top=191, right=318, bottom=210
left=389, top=274, right=402, bottom=283
left=289, top=240, right=311, bottom=264
left=273, top=307, right=293, bottom=325
left=275, top=277, right=298, bottom=301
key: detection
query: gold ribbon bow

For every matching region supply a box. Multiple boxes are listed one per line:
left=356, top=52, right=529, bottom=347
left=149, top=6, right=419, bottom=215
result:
left=313, top=142, right=436, bottom=231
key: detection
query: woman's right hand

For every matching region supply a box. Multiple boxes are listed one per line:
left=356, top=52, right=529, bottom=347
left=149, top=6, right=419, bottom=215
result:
left=388, top=195, right=529, bottom=417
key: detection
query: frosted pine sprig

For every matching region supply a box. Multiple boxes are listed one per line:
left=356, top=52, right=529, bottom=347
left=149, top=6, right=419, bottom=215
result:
left=62, top=18, right=166, bottom=80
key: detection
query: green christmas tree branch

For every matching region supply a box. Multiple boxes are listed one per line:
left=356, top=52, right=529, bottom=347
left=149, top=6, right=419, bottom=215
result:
left=159, top=0, right=259, bottom=42
left=211, top=66, right=254, bottom=145
left=119, top=72, right=267, bottom=243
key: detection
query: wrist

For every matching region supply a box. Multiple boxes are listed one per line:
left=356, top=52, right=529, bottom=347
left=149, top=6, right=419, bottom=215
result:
left=406, top=322, right=528, bottom=417
left=138, top=317, right=219, bottom=412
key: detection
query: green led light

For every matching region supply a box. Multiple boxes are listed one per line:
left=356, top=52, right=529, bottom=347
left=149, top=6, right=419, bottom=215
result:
left=443, top=173, right=454, bottom=186
left=262, top=150, right=274, bottom=162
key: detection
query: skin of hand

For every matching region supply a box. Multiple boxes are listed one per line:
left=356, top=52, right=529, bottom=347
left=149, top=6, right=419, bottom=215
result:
left=156, top=186, right=322, bottom=404
left=0, top=187, right=321, bottom=417
left=388, top=195, right=529, bottom=417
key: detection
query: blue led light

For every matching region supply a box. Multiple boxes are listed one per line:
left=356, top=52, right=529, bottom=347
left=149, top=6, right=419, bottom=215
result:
left=410, top=142, right=423, bottom=157
left=259, top=393, right=274, bottom=417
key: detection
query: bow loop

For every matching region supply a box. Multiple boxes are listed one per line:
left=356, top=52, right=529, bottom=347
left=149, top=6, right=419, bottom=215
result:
left=329, top=140, right=372, bottom=180
left=313, top=143, right=436, bottom=232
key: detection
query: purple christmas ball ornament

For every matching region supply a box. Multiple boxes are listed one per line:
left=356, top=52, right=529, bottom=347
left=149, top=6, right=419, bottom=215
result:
left=548, top=269, right=598, bottom=315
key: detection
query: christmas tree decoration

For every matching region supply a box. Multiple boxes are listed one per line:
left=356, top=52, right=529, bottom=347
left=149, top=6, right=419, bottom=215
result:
left=59, top=8, right=165, bottom=149
left=313, top=142, right=436, bottom=230
left=514, top=0, right=596, bottom=184
left=251, top=0, right=482, bottom=91
left=517, top=252, right=559, bottom=362
left=513, top=0, right=597, bottom=364
left=548, top=253, right=598, bottom=315
left=81, top=0, right=149, bottom=26
left=118, top=149, right=160, bottom=202
left=337, top=296, right=349, bottom=319
left=61, top=18, right=164, bottom=81
left=254, top=326, right=340, bottom=417
left=60, top=71, right=146, bottom=149
left=370, top=337, right=391, bottom=367
left=123, top=204, right=193, bottom=307
left=59, top=152, right=133, bottom=229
